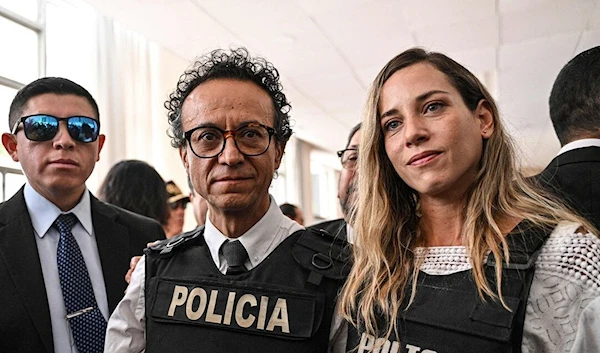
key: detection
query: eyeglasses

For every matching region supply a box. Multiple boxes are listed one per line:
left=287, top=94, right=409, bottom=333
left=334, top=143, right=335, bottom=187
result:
left=169, top=200, right=188, bottom=210
left=184, top=123, right=275, bottom=159
left=12, top=114, right=100, bottom=143
left=337, top=148, right=358, bottom=170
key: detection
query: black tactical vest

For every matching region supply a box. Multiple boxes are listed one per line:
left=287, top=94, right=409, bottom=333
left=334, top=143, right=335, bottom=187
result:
left=309, top=218, right=348, bottom=242
left=145, top=227, right=351, bottom=353
left=347, top=222, right=551, bottom=353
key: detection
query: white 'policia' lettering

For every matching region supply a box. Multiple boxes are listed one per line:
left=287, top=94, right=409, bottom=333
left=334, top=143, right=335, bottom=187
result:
left=168, top=285, right=290, bottom=334
left=358, top=333, right=438, bottom=353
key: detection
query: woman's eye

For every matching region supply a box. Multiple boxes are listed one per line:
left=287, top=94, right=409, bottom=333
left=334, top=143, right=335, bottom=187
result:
left=383, top=120, right=402, bottom=131
left=425, top=102, right=443, bottom=113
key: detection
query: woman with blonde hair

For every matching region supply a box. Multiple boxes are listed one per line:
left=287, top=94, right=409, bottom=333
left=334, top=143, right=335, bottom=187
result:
left=338, top=48, right=600, bottom=353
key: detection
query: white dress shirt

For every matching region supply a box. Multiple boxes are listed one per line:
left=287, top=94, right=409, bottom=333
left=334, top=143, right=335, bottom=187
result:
left=557, top=138, right=600, bottom=155
left=25, top=183, right=109, bottom=353
left=104, top=196, right=305, bottom=352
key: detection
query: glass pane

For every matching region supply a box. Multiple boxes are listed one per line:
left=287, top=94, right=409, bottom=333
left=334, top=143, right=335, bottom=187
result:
left=0, top=0, right=39, bottom=21
left=311, top=173, right=321, bottom=217
left=0, top=85, right=22, bottom=169
left=0, top=84, right=17, bottom=133
left=5, top=171, right=26, bottom=201
left=0, top=16, right=39, bottom=84
left=270, top=174, right=287, bottom=205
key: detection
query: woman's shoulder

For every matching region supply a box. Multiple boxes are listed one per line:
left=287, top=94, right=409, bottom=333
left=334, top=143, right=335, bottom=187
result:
left=534, top=221, right=600, bottom=291
left=524, top=222, right=600, bottom=353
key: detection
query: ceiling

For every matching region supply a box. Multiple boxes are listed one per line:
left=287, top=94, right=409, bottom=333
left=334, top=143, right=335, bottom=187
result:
left=82, top=0, right=600, bottom=170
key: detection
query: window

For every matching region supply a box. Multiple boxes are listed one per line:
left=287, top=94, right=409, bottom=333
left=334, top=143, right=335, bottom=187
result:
left=270, top=153, right=288, bottom=204
left=0, top=0, right=44, bottom=200
left=310, top=149, right=340, bottom=222
left=0, top=0, right=39, bottom=22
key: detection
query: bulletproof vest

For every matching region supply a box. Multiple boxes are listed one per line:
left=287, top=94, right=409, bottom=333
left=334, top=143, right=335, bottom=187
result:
left=309, top=218, right=348, bottom=242
left=144, top=226, right=351, bottom=353
left=347, top=221, right=551, bottom=353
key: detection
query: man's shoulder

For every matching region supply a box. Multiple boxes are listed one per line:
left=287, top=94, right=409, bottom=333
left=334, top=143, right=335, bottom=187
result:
left=91, top=198, right=164, bottom=235
left=308, top=218, right=348, bottom=240
left=0, top=187, right=28, bottom=226
left=544, top=146, right=600, bottom=170
left=534, top=146, right=600, bottom=187
left=146, top=226, right=204, bottom=256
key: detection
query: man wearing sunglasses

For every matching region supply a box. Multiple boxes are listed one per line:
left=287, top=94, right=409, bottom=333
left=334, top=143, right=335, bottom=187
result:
left=0, top=77, right=165, bottom=353
left=105, top=48, right=350, bottom=353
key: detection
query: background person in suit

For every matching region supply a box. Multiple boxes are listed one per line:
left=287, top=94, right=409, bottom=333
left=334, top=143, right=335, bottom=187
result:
left=0, top=77, right=164, bottom=353
left=536, top=46, right=600, bottom=230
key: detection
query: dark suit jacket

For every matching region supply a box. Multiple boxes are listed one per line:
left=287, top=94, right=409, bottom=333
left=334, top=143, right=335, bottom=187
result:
left=0, top=187, right=165, bottom=353
left=535, top=146, right=600, bottom=230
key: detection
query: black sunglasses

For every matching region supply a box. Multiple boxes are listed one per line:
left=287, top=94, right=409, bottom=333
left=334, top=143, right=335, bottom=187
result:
left=12, top=114, right=100, bottom=143
left=169, top=200, right=188, bottom=210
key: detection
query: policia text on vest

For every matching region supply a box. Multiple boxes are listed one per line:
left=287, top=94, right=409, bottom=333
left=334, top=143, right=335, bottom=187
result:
left=358, top=333, right=437, bottom=353
left=151, top=278, right=320, bottom=339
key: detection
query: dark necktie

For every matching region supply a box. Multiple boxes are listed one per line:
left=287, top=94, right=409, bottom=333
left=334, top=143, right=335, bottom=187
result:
left=221, top=240, right=249, bottom=275
left=55, top=213, right=107, bottom=353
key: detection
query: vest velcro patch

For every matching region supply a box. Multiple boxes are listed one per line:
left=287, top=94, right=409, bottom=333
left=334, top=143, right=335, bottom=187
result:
left=149, top=278, right=320, bottom=339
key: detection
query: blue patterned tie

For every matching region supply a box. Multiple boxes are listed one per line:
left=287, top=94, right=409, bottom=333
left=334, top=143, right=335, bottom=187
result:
left=55, top=213, right=106, bottom=353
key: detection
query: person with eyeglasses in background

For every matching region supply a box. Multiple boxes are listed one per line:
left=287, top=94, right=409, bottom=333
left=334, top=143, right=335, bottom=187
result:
left=309, top=123, right=361, bottom=243
left=0, top=77, right=164, bottom=353
left=105, top=48, right=350, bottom=353
left=164, top=180, right=190, bottom=238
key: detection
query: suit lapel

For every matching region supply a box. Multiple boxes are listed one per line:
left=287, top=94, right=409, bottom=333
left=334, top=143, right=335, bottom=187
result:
left=0, top=189, right=54, bottom=353
left=90, top=196, right=129, bottom=313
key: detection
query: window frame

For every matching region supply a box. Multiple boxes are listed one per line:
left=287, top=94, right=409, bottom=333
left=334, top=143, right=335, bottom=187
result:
left=0, top=0, right=45, bottom=200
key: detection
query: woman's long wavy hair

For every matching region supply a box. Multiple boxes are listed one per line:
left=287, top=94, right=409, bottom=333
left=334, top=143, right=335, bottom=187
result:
left=338, top=47, right=595, bottom=340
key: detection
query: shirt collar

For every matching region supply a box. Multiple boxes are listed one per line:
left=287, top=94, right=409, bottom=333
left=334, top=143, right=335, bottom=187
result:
left=204, top=195, right=304, bottom=268
left=24, top=183, right=94, bottom=237
left=558, top=138, right=600, bottom=156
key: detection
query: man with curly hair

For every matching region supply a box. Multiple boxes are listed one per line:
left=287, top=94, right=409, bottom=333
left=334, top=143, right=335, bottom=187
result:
left=105, top=47, right=350, bottom=353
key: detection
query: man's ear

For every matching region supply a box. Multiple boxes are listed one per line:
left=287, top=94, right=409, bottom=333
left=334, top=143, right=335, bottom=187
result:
left=96, top=134, right=106, bottom=161
left=179, top=146, right=189, bottom=174
left=274, top=141, right=286, bottom=170
left=2, top=133, right=20, bottom=162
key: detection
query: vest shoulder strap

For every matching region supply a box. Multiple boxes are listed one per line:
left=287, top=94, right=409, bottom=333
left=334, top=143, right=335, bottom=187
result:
left=486, top=221, right=552, bottom=270
left=146, top=226, right=205, bottom=257
left=292, top=228, right=353, bottom=286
